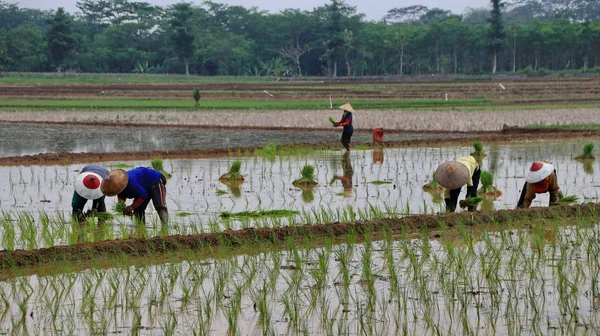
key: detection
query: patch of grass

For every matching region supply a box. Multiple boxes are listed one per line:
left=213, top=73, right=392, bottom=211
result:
left=355, top=145, right=370, bottom=150
left=176, top=212, right=193, bottom=217
left=369, top=180, right=392, bottom=185
left=220, top=209, right=300, bottom=218
left=216, top=189, right=228, bottom=196
left=0, top=98, right=493, bottom=111
left=110, top=163, right=134, bottom=169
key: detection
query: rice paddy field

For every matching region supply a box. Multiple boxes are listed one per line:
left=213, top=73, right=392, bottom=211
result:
left=2, top=74, right=600, bottom=335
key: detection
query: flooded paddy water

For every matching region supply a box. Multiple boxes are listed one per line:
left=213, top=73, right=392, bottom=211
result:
left=2, top=133, right=600, bottom=335
left=0, top=122, right=456, bottom=156
left=1, top=137, right=599, bottom=250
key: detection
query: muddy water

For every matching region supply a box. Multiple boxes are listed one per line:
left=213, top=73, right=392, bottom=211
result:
left=1, top=138, right=599, bottom=249
left=0, top=122, right=450, bottom=156
left=1, top=223, right=598, bottom=335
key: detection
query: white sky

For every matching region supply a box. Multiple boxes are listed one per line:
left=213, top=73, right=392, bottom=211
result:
left=9, top=0, right=492, bottom=21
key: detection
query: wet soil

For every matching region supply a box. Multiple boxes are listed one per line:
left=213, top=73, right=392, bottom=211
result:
left=1, top=203, right=597, bottom=270
left=2, top=127, right=600, bottom=166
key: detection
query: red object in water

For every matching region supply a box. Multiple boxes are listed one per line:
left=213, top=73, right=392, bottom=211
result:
left=373, top=128, right=384, bottom=142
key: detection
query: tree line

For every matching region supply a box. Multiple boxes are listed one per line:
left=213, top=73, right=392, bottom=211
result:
left=0, top=0, right=599, bottom=76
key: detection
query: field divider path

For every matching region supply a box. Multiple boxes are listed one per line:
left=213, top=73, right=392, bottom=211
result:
left=2, top=128, right=600, bottom=166
left=1, top=203, right=598, bottom=271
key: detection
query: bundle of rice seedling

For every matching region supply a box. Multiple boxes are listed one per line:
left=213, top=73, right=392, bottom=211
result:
left=328, top=116, right=336, bottom=124
left=574, top=142, right=595, bottom=160
left=557, top=194, right=579, bottom=204
left=151, top=158, right=172, bottom=178
left=477, top=171, right=502, bottom=198
left=113, top=201, right=126, bottom=214
left=219, top=160, right=244, bottom=182
left=460, top=196, right=483, bottom=208
left=471, top=141, right=484, bottom=156
left=292, top=165, right=318, bottom=188
left=422, top=172, right=443, bottom=191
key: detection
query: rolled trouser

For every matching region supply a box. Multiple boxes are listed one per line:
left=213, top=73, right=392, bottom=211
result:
left=341, top=129, right=353, bottom=151
left=133, top=176, right=168, bottom=224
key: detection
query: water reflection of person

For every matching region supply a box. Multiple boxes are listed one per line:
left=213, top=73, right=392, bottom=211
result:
left=332, top=152, right=354, bottom=197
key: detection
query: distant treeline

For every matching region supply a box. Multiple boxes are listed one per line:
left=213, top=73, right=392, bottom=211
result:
left=0, top=0, right=599, bottom=76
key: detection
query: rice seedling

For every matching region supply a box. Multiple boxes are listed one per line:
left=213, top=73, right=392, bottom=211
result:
left=574, top=142, right=595, bottom=160
left=422, top=172, right=443, bottom=191
left=477, top=171, right=502, bottom=198
left=219, top=160, right=244, bottom=182
left=292, top=165, right=317, bottom=188
left=557, top=194, right=579, bottom=204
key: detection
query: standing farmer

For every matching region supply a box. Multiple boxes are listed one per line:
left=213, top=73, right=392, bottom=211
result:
left=333, top=103, right=354, bottom=151
left=72, top=165, right=110, bottom=223
left=435, top=155, right=481, bottom=212
left=101, top=167, right=169, bottom=225
left=517, top=161, right=560, bottom=208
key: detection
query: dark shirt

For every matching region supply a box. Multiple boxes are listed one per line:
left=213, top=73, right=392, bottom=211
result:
left=81, top=165, right=109, bottom=177
left=341, top=112, right=353, bottom=132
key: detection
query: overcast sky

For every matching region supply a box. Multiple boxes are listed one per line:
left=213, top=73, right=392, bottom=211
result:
left=10, top=0, right=492, bottom=20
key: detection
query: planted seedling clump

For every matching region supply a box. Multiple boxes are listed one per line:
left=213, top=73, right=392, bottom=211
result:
left=292, top=165, right=318, bottom=188
left=477, top=171, right=502, bottom=198
left=219, top=160, right=244, bottom=182
left=575, top=143, right=595, bottom=160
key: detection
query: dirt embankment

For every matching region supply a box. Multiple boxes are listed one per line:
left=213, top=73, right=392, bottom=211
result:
left=1, top=127, right=600, bottom=166
left=1, top=203, right=598, bottom=271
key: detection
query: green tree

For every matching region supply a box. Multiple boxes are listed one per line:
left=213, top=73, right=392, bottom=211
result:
left=168, top=3, right=195, bottom=76
left=47, top=8, right=77, bottom=74
left=488, top=0, right=506, bottom=73
left=0, top=28, right=8, bottom=76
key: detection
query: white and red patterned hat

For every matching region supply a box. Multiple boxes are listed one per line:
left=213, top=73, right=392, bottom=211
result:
left=525, top=161, right=554, bottom=184
left=75, top=172, right=104, bottom=200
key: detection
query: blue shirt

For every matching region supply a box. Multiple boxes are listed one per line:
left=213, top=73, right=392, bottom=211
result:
left=118, top=167, right=162, bottom=200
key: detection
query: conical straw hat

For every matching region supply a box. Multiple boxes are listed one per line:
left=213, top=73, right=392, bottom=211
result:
left=435, top=161, right=470, bottom=189
left=100, top=169, right=129, bottom=197
left=75, top=172, right=104, bottom=200
left=338, top=103, right=355, bottom=113
left=526, top=161, right=554, bottom=183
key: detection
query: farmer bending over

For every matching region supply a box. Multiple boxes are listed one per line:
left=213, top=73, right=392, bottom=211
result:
left=333, top=103, right=354, bottom=151
left=435, top=155, right=481, bottom=212
left=101, top=167, right=169, bottom=224
left=72, top=165, right=110, bottom=224
left=517, top=161, right=559, bottom=208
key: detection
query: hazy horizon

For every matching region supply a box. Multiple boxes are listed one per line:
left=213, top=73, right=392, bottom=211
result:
left=8, top=0, right=492, bottom=21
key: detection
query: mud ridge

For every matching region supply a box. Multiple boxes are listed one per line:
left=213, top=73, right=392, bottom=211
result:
left=1, top=204, right=598, bottom=270
left=2, top=128, right=600, bottom=166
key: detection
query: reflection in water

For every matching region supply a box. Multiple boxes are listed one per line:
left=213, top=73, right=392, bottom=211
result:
left=373, top=148, right=384, bottom=164
left=301, top=188, right=315, bottom=202
left=332, top=152, right=354, bottom=198
left=220, top=180, right=243, bottom=198
left=0, top=122, right=461, bottom=157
